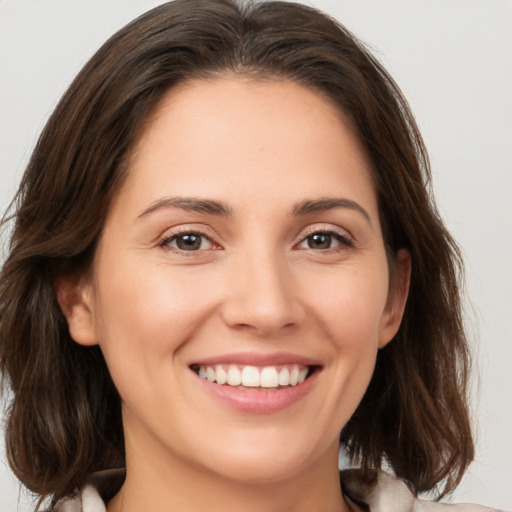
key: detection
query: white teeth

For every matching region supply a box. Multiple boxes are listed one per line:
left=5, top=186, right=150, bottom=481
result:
left=260, top=367, right=279, bottom=388
left=289, top=367, right=300, bottom=386
left=197, top=364, right=310, bottom=388
left=241, top=366, right=260, bottom=387
left=227, top=365, right=242, bottom=386
left=215, top=365, right=227, bottom=385
left=206, top=367, right=216, bottom=382
left=278, top=367, right=290, bottom=386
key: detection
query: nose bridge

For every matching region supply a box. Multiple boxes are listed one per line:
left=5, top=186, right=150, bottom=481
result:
left=221, top=243, right=300, bottom=335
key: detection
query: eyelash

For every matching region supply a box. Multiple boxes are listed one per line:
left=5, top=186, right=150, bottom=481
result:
left=157, top=227, right=219, bottom=254
left=157, top=226, right=353, bottom=254
left=296, top=228, right=354, bottom=252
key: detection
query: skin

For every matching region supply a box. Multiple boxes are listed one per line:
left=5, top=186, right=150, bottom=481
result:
left=57, top=77, right=410, bottom=512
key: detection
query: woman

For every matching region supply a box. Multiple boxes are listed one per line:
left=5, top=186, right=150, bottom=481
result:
left=0, top=1, right=503, bottom=511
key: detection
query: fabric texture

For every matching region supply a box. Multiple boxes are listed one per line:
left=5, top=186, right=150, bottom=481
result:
left=52, top=468, right=503, bottom=512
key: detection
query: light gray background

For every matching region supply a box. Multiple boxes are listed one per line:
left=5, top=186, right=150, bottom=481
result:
left=1, top=1, right=511, bottom=510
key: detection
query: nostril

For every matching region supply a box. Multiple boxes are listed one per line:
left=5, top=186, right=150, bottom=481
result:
left=219, top=267, right=301, bottom=335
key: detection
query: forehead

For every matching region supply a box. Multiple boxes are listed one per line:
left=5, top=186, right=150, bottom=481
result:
left=120, top=77, right=377, bottom=218
left=140, top=77, right=358, bottom=151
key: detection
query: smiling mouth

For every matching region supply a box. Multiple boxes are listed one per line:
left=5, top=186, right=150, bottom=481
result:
left=191, top=364, right=318, bottom=390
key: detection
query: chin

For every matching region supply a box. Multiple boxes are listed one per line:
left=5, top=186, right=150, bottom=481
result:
left=204, top=453, right=308, bottom=485
left=194, top=429, right=332, bottom=485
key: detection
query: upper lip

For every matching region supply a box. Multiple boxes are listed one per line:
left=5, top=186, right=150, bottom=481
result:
left=189, top=351, right=322, bottom=368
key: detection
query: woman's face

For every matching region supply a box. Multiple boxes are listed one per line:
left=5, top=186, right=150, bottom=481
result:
left=63, top=78, right=408, bottom=484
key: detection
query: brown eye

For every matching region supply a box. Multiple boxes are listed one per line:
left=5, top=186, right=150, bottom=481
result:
left=307, top=233, right=333, bottom=249
left=298, top=230, right=352, bottom=251
left=176, top=234, right=202, bottom=250
left=166, top=233, right=213, bottom=251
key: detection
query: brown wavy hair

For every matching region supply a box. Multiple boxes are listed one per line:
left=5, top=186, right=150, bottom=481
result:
left=0, top=0, right=473, bottom=506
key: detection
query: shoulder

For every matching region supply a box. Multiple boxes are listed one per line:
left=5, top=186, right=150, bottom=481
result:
left=53, top=467, right=503, bottom=512
left=340, top=469, right=504, bottom=512
left=53, top=484, right=106, bottom=512
left=53, top=469, right=124, bottom=512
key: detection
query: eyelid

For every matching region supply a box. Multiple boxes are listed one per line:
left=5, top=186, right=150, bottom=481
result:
left=292, top=224, right=355, bottom=254
left=297, top=223, right=353, bottom=243
left=157, top=224, right=223, bottom=252
left=156, top=222, right=354, bottom=254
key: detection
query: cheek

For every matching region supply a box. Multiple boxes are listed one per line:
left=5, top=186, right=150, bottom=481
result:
left=92, top=257, right=220, bottom=364
left=305, top=262, right=390, bottom=351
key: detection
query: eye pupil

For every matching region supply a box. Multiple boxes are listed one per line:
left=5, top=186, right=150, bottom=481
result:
left=308, top=233, right=331, bottom=249
left=177, top=234, right=201, bottom=250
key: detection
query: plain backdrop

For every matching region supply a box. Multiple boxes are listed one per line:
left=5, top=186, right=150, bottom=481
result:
left=1, top=1, right=511, bottom=510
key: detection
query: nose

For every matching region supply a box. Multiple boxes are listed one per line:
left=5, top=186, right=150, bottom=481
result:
left=220, top=249, right=302, bottom=337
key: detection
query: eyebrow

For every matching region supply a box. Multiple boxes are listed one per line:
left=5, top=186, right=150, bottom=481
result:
left=137, top=195, right=372, bottom=226
left=292, top=198, right=372, bottom=226
left=137, top=196, right=233, bottom=220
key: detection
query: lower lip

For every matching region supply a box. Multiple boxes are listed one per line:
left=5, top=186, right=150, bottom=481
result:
left=195, top=370, right=319, bottom=414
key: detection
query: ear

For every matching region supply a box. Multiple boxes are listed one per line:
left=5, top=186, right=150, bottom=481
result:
left=378, top=249, right=411, bottom=349
left=54, top=273, right=99, bottom=346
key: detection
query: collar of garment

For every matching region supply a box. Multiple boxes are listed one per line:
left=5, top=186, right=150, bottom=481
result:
left=53, top=468, right=502, bottom=512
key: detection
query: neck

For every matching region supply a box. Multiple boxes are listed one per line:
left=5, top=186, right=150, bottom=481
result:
left=107, top=430, right=350, bottom=512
